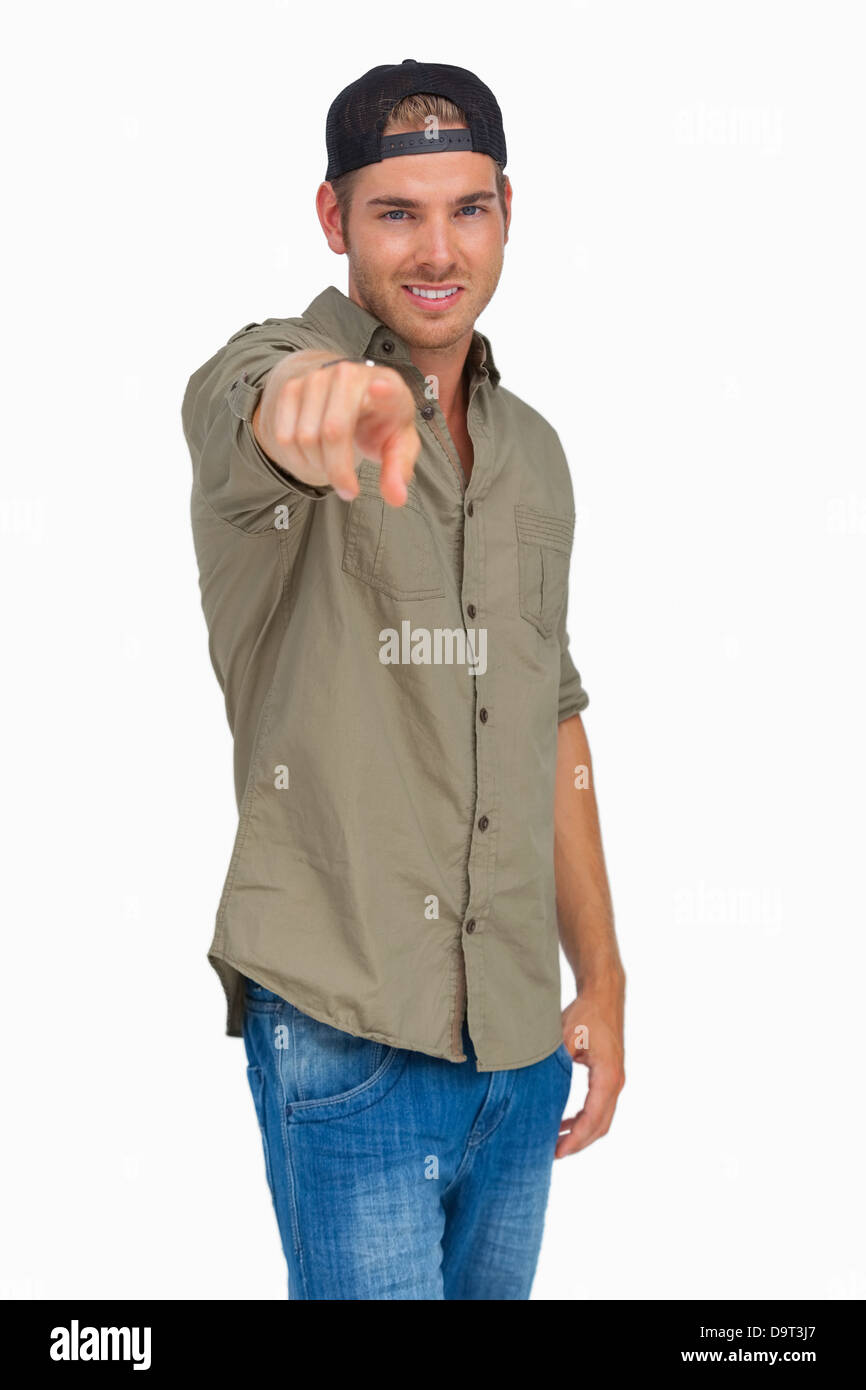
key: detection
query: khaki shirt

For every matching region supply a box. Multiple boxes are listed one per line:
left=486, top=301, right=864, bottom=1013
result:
left=182, top=285, right=589, bottom=1070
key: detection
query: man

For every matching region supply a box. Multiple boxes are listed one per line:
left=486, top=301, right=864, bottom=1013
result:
left=182, top=59, right=625, bottom=1301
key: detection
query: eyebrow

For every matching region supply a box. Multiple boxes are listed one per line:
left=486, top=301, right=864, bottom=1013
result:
left=365, top=190, right=498, bottom=210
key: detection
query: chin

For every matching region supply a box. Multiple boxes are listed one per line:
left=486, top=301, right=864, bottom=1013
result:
left=405, top=323, right=467, bottom=351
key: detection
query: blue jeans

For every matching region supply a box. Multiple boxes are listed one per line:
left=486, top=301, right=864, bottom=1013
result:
left=241, top=974, right=574, bottom=1299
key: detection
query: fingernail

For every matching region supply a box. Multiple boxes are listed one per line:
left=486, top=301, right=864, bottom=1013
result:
left=336, top=487, right=355, bottom=501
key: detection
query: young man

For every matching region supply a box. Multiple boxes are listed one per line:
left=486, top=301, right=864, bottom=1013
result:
left=182, top=59, right=625, bottom=1300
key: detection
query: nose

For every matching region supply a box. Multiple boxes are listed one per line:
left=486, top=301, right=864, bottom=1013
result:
left=411, top=213, right=459, bottom=274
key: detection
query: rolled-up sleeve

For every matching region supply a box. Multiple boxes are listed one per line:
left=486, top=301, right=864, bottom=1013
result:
left=557, top=586, right=590, bottom=722
left=555, top=442, right=589, bottom=721
left=544, top=425, right=590, bottom=723
left=181, top=320, right=333, bottom=532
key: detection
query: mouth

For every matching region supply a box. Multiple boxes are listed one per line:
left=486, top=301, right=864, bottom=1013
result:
left=401, top=284, right=465, bottom=311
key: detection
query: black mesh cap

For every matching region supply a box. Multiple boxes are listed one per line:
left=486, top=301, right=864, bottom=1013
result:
left=325, top=58, right=507, bottom=181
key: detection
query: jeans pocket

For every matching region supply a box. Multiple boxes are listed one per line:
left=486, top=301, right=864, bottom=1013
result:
left=554, top=1041, right=574, bottom=1079
left=281, top=1010, right=408, bottom=1124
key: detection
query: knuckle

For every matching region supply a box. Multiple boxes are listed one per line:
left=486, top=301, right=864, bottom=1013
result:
left=296, top=425, right=318, bottom=450
left=321, top=416, right=348, bottom=444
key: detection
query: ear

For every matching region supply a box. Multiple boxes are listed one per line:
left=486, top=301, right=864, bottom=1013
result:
left=316, top=181, right=348, bottom=255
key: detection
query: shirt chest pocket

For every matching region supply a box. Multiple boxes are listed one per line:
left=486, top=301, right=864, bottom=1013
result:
left=515, top=504, right=574, bottom=637
left=342, top=461, right=446, bottom=601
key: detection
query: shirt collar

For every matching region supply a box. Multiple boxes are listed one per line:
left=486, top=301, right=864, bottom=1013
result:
left=301, top=284, right=501, bottom=390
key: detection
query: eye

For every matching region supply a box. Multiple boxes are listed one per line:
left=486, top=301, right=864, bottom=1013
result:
left=459, top=205, right=484, bottom=217
left=382, top=209, right=410, bottom=221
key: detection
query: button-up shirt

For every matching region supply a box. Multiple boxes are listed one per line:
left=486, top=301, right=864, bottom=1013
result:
left=181, top=285, right=589, bottom=1070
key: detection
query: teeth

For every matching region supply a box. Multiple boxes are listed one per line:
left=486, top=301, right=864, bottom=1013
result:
left=408, top=286, right=459, bottom=299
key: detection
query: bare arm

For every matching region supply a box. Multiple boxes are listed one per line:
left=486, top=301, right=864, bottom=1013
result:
left=554, top=711, right=626, bottom=1158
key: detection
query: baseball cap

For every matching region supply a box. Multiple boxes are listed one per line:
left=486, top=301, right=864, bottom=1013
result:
left=325, top=58, right=507, bottom=181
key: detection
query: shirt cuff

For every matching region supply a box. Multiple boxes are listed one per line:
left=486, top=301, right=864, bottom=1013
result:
left=227, top=373, right=333, bottom=502
left=558, top=688, right=589, bottom=723
left=558, top=648, right=589, bottom=722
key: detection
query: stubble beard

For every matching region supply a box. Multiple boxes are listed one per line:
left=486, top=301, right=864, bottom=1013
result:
left=348, top=248, right=502, bottom=352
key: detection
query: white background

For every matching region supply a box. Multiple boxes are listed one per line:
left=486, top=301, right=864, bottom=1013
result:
left=2, top=0, right=864, bottom=1300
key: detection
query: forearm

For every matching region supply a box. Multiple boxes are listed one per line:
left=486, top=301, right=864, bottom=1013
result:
left=554, top=712, right=624, bottom=991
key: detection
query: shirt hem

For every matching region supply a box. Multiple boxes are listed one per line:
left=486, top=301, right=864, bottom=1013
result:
left=210, top=946, right=468, bottom=1063
left=209, top=946, right=561, bottom=1072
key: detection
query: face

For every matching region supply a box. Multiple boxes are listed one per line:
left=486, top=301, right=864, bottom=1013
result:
left=320, top=128, right=511, bottom=351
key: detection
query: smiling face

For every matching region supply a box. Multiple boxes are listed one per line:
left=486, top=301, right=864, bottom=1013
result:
left=319, top=127, right=511, bottom=352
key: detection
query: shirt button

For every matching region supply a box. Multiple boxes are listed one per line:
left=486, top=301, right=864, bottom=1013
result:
left=478, top=815, right=489, bottom=832
left=466, top=500, right=474, bottom=516
left=465, top=918, right=476, bottom=934
left=420, top=404, right=434, bottom=419
left=467, top=603, right=476, bottom=619
left=479, top=707, right=488, bottom=723
left=382, top=340, right=395, bottom=353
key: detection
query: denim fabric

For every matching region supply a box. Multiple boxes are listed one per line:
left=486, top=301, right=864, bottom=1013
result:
left=241, top=974, right=574, bottom=1300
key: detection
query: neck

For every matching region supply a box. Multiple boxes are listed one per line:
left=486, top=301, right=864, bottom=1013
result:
left=345, top=279, right=475, bottom=422
left=407, top=332, right=474, bottom=421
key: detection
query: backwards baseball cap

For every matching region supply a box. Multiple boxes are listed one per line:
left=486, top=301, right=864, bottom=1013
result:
left=325, top=58, right=507, bottom=181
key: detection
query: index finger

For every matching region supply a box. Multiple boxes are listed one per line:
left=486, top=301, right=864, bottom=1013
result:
left=360, top=373, right=421, bottom=506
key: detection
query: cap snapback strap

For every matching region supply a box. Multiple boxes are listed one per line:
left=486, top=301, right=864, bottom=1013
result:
left=379, top=128, right=474, bottom=160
